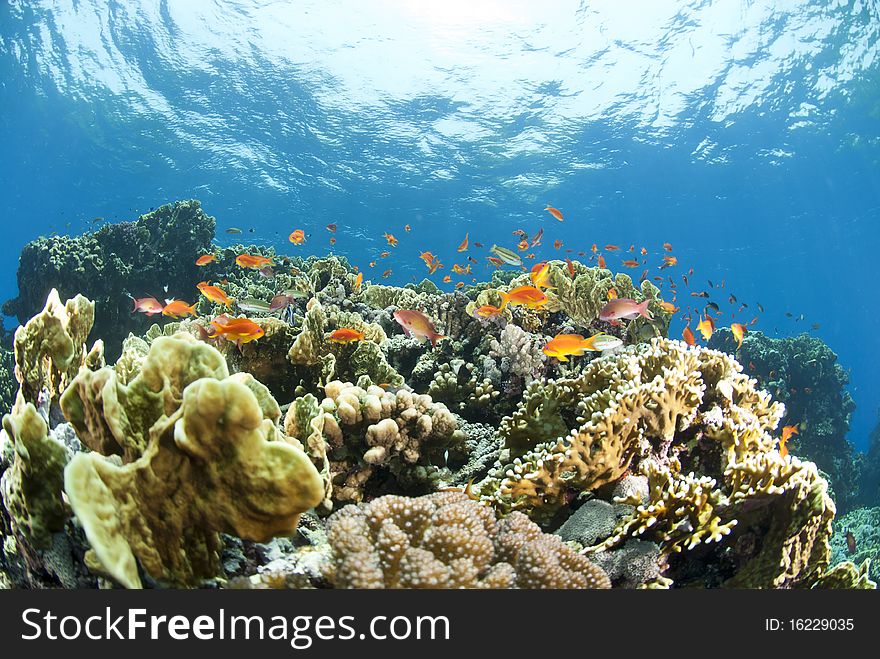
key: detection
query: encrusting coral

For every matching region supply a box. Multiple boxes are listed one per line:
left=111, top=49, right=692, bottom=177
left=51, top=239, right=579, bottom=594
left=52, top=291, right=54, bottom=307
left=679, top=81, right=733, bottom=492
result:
left=325, top=491, right=610, bottom=588
left=60, top=334, right=324, bottom=588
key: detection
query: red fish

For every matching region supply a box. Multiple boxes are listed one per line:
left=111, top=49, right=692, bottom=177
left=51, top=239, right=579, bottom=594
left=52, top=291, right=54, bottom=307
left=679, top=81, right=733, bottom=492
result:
left=621, top=259, right=640, bottom=268
left=393, top=310, right=447, bottom=347
left=604, top=244, right=620, bottom=251
left=195, top=254, right=215, bottom=266
left=458, top=233, right=469, bottom=252
left=132, top=296, right=164, bottom=316
left=545, top=206, right=564, bottom=221
left=599, top=298, right=652, bottom=321
left=597, top=254, right=606, bottom=268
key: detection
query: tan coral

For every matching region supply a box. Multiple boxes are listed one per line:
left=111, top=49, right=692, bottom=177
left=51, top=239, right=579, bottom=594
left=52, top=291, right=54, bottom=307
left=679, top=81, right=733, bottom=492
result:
left=12, top=289, right=96, bottom=412
left=325, top=492, right=610, bottom=588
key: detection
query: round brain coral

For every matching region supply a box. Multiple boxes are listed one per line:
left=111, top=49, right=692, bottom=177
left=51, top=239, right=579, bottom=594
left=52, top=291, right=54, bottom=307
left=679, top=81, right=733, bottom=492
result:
left=325, top=492, right=610, bottom=589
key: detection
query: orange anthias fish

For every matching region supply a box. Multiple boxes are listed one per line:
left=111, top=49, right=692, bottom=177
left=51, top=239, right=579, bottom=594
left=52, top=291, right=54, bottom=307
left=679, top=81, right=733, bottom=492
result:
left=599, top=298, right=653, bottom=321
left=565, top=258, right=576, bottom=279
left=696, top=314, right=715, bottom=340
left=328, top=328, right=365, bottom=344
left=731, top=322, right=747, bottom=349
left=597, top=254, right=607, bottom=268
left=621, top=259, right=640, bottom=268
left=498, top=285, right=549, bottom=310
left=779, top=425, right=799, bottom=458
left=658, top=300, right=679, bottom=314
left=660, top=255, right=678, bottom=269
left=517, top=239, right=528, bottom=251
left=132, top=296, right=164, bottom=316
left=353, top=272, right=363, bottom=292
left=452, top=264, right=470, bottom=275
left=545, top=206, right=564, bottom=221
left=529, top=262, right=555, bottom=290
left=197, top=281, right=232, bottom=308
left=640, top=247, right=648, bottom=255
left=428, top=259, right=443, bottom=274
left=458, top=233, right=469, bottom=252
left=326, top=223, right=337, bottom=232
left=384, top=232, right=398, bottom=247
left=591, top=244, right=598, bottom=254
left=329, top=236, right=337, bottom=245
left=236, top=254, right=273, bottom=269
left=682, top=324, right=696, bottom=346
left=604, top=244, right=620, bottom=251
left=554, top=240, right=563, bottom=249
left=487, top=257, right=504, bottom=268
left=289, top=229, right=306, bottom=244
left=195, top=254, right=215, bottom=266
left=379, top=251, right=391, bottom=258
left=393, top=310, right=447, bottom=347
left=663, top=242, right=673, bottom=252
left=455, top=281, right=464, bottom=289
left=443, top=275, right=452, bottom=283
left=209, top=316, right=265, bottom=345
left=607, top=287, right=618, bottom=300
left=543, top=333, right=623, bottom=361
left=472, top=304, right=503, bottom=319
left=162, top=299, right=198, bottom=318
left=382, top=269, right=392, bottom=278
left=404, top=224, right=411, bottom=232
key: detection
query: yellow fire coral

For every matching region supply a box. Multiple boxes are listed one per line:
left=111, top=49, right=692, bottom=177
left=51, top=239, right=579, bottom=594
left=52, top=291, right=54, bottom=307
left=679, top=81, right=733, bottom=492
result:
left=60, top=334, right=324, bottom=588
left=325, top=492, right=610, bottom=588
left=12, top=288, right=97, bottom=412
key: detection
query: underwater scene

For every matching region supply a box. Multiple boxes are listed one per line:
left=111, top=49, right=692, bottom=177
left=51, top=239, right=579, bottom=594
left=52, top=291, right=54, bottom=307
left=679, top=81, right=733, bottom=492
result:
left=0, top=1, right=879, bottom=590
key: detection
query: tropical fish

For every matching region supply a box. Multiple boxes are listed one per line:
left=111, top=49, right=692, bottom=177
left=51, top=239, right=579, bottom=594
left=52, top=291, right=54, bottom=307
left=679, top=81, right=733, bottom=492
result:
left=545, top=206, right=564, bottom=221
left=329, top=237, right=337, bottom=245
left=498, top=285, right=549, bottom=310
left=639, top=269, right=648, bottom=282
left=473, top=241, right=483, bottom=248
left=513, top=229, right=528, bottom=239
left=622, top=259, right=640, bottom=268
left=195, top=254, right=215, bottom=266
left=382, top=269, right=392, bottom=278
left=691, top=291, right=709, bottom=298
left=566, top=258, right=576, bottom=279
left=384, top=232, right=398, bottom=247
left=607, top=287, right=618, bottom=300
left=328, top=328, right=365, bottom=344
left=554, top=239, right=563, bottom=249
left=663, top=242, right=673, bottom=252
left=757, top=303, right=765, bottom=313
left=731, top=322, right=747, bottom=348
left=353, top=272, right=363, bottom=292
left=235, top=254, right=273, bottom=269
left=517, top=239, right=528, bottom=251
left=846, top=531, right=856, bottom=554
left=696, top=315, right=715, bottom=340
left=443, top=275, right=452, bottom=283
left=682, top=324, right=696, bottom=346
left=162, top=299, right=198, bottom=318
left=419, top=251, right=437, bottom=266
left=530, top=228, right=543, bottom=247
left=452, top=264, right=470, bottom=275
left=591, top=244, right=598, bottom=253
left=197, top=281, right=233, bottom=308
left=706, top=301, right=720, bottom=313
left=486, top=256, right=504, bottom=267
left=779, top=425, right=798, bottom=458
left=379, top=251, right=391, bottom=258
left=458, top=233, right=469, bottom=252
left=225, top=227, right=242, bottom=234
left=326, top=223, right=337, bottom=233
left=529, top=262, right=555, bottom=290
left=599, top=298, right=652, bottom=321
left=660, top=255, right=678, bottom=268
left=131, top=296, right=164, bottom=316
left=640, top=247, right=648, bottom=255
left=259, top=266, right=275, bottom=279
left=490, top=245, right=522, bottom=266
left=455, top=281, right=464, bottom=290
left=542, top=333, right=622, bottom=361
left=209, top=315, right=265, bottom=345
left=404, top=224, right=411, bottom=232
left=428, top=259, right=443, bottom=274
left=288, top=229, right=306, bottom=244
left=472, top=304, right=503, bottom=319
left=269, top=292, right=300, bottom=312
left=658, top=300, right=678, bottom=314
left=597, top=254, right=606, bottom=268
left=236, top=298, right=272, bottom=314
left=393, top=310, right=447, bottom=347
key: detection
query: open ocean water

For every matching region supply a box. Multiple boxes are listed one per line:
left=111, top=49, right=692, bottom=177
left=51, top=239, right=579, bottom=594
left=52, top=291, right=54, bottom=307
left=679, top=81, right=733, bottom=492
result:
left=1, top=0, right=878, bottom=456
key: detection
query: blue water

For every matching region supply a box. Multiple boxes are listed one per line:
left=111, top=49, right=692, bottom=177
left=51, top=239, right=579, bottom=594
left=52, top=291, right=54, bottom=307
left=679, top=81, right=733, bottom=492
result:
left=1, top=0, right=878, bottom=448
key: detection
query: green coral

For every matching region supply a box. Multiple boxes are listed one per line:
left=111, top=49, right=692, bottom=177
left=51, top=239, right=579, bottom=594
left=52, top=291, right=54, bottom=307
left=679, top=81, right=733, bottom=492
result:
left=0, top=403, right=68, bottom=548
left=427, top=360, right=498, bottom=420
left=62, top=334, right=324, bottom=588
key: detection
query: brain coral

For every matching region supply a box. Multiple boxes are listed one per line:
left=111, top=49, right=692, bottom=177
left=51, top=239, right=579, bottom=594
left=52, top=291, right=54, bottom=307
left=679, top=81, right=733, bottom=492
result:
left=325, top=492, right=610, bottom=588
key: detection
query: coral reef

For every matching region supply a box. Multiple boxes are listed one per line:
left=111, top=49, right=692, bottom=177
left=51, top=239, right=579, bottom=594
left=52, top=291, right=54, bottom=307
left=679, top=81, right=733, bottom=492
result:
left=4, top=201, right=215, bottom=359
left=710, top=329, right=860, bottom=511
left=829, top=506, right=880, bottom=585
left=324, top=492, right=610, bottom=588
